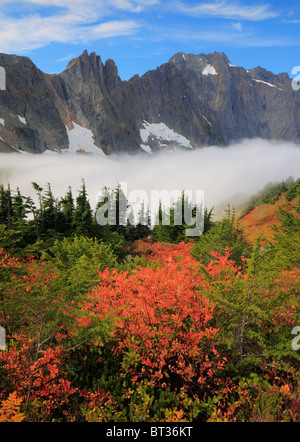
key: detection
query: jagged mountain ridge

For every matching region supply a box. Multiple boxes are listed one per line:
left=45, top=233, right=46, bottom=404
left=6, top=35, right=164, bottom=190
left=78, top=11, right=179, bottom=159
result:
left=0, top=49, right=299, bottom=155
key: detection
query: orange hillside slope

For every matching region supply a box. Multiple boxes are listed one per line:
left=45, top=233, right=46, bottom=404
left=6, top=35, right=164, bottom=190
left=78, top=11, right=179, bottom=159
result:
left=238, top=196, right=298, bottom=244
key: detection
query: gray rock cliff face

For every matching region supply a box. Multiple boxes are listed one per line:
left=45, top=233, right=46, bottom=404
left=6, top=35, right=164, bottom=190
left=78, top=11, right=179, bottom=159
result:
left=0, top=53, right=69, bottom=153
left=0, top=50, right=299, bottom=154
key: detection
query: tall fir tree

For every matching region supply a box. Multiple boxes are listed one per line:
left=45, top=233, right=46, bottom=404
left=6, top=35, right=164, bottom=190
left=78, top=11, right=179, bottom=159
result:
left=60, top=186, right=74, bottom=234
left=0, top=184, right=13, bottom=229
left=13, top=188, right=27, bottom=227
left=0, top=184, right=6, bottom=225
left=31, top=182, right=44, bottom=232
left=42, top=183, right=57, bottom=232
left=73, top=179, right=93, bottom=235
left=114, top=184, right=128, bottom=235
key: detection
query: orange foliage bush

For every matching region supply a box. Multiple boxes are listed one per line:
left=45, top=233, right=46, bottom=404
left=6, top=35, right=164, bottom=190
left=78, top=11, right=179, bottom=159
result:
left=80, top=242, right=232, bottom=403
left=0, top=241, right=299, bottom=422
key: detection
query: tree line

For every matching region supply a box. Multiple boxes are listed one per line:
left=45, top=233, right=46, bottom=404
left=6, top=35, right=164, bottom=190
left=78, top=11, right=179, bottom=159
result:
left=0, top=177, right=299, bottom=268
left=0, top=180, right=215, bottom=257
left=0, top=177, right=299, bottom=422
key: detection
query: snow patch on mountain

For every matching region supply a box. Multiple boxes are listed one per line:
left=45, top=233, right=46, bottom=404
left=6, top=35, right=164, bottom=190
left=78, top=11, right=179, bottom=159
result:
left=253, top=79, right=283, bottom=90
left=17, top=115, right=27, bottom=125
left=203, top=116, right=212, bottom=126
left=140, top=121, right=193, bottom=151
left=202, top=64, right=217, bottom=76
left=64, top=122, right=105, bottom=155
left=140, top=144, right=153, bottom=154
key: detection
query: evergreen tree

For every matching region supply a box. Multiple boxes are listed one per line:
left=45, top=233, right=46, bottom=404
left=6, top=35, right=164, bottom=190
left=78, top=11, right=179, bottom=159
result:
left=114, top=184, right=128, bottom=235
left=192, top=206, right=251, bottom=266
left=31, top=182, right=44, bottom=232
left=0, top=184, right=13, bottom=229
left=60, top=186, right=74, bottom=234
left=203, top=207, right=214, bottom=234
left=133, top=201, right=151, bottom=240
left=6, top=184, right=13, bottom=230
left=95, top=186, right=117, bottom=228
left=12, top=188, right=27, bottom=227
left=152, top=194, right=206, bottom=243
left=26, top=196, right=40, bottom=239
left=42, top=183, right=57, bottom=232
left=271, top=199, right=300, bottom=268
left=96, top=184, right=129, bottom=237
left=152, top=201, right=169, bottom=242
left=72, top=179, right=93, bottom=235
left=0, top=184, right=6, bottom=225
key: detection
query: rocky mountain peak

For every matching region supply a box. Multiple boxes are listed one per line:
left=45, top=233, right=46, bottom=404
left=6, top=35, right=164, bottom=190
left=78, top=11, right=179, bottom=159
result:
left=170, top=51, right=230, bottom=71
left=63, top=50, right=104, bottom=83
left=0, top=50, right=300, bottom=155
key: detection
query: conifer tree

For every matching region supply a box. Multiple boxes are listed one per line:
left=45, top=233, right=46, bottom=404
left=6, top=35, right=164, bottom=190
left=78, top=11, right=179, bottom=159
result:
left=0, top=184, right=6, bottom=225
left=6, top=184, right=13, bottom=230
left=114, top=184, right=128, bottom=235
left=0, top=184, right=14, bottom=229
left=133, top=200, right=151, bottom=240
left=13, top=188, right=27, bottom=226
left=42, top=183, right=57, bottom=232
left=152, top=194, right=205, bottom=243
left=271, top=198, right=300, bottom=267
left=31, top=182, right=44, bottom=232
left=203, top=207, right=214, bottom=233
left=60, top=186, right=74, bottom=234
left=152, top=201, right=167, bottom=242
left=26, top=196, right=40, bottom=239
left=73, top=179, right=93, bottom=235
left=192, top=206, right=251, bottom=266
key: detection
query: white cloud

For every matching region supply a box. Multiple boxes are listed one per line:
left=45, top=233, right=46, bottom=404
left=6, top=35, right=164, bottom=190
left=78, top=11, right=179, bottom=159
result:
left=109, top=0, right=160, bottom=13
left=232, top=22, right=243, bottom=31
left=0, top=0, right=147, bottom=53
left=0, top=0, right=159, bottom=16
left=284, top=19, right=300, bottom=24
left=0, top=0, right=283, bottom=54
left=0, top=16, right=140, bottom=52
left=56, top=53, right=76, bottom=63
left=1, top=139, right=300, bottom=215
left=156, top=22, right=291, bottom=48
left=173, top=0, right=278, bottom=21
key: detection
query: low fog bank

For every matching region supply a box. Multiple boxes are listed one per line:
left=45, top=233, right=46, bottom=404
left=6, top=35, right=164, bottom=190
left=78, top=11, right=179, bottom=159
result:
left=1, top=138, right=300, bottom=218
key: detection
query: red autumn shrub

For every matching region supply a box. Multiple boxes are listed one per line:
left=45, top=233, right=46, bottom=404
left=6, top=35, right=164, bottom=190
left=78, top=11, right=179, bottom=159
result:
left=81, top=242, right=227, bottom=403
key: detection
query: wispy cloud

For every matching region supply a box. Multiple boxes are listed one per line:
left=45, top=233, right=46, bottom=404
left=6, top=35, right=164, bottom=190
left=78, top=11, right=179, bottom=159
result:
left=0, top=0, right=152, bottom=53
left=0, top=0, right=159, bottom=15
left=172, top=0, right=278, bottom=21
left=0, top=16, right=140, bottom=53
left=155, top=24, right=290, bottom=48
left=56, top=53, right=76, bottom=63
left=283, top=19, right=300, bottom=24
left=232, top=22, right=243, bottom=31
left=109, top=0, right=160, bottom=13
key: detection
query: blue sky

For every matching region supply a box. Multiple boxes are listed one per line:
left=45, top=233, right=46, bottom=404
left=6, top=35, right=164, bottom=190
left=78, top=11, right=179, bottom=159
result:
left=0, top=0, right=300, bottom=80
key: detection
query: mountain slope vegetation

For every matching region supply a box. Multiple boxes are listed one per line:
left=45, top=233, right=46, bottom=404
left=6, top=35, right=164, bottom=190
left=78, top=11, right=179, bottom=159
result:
left=0, top=179, right=299, bottom=422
